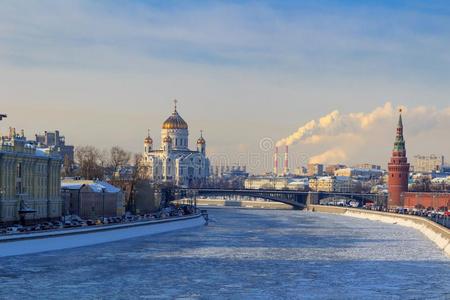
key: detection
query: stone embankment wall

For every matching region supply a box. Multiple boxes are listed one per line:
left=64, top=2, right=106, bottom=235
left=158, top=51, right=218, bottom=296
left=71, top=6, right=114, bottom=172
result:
left=307, top=205, right=450, bottom=257
left=175, top=199, right=292, bottom=210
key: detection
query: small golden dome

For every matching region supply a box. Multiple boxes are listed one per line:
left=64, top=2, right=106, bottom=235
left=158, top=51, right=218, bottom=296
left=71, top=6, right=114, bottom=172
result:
left=197, top=130, right=205, bottom=145
left=163, top=135, right=172, bottom=143
left=144, top=129, right=153, bottom=144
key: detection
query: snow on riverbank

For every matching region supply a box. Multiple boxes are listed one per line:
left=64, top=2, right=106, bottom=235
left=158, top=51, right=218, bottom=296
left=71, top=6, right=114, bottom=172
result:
left=308, top=205, right=450, bottom=257
left=0, top=214, right=205, bottom=257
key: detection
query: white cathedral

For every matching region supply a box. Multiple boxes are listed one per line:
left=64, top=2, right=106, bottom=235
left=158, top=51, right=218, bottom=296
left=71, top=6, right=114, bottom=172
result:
left=143, top=101, right=210, bottom=187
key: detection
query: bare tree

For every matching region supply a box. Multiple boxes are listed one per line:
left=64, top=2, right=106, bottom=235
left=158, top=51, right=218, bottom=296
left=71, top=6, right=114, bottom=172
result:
left=62, top=155, right=74, bottom=178
left=131, top=153, right=147, bottom=182
left=109, top=146, right=131, bottom=178
left=75, top=145, right=106, bottom=180
left=411, top=177, right=432, bottom=192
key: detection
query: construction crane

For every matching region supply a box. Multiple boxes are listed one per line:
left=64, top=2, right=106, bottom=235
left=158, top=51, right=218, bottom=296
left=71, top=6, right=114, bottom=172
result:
left=0, top=114, right=6, bottom=120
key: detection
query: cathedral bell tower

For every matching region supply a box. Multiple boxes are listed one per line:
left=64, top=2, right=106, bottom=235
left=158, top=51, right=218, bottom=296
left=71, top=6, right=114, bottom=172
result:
left=163, top=134, right=172, bottom=153
left=161, top=100, right=189, bottom=150
left=388, top=109, right=410, bottom=208
left=197, top=130, right=206, bottom=155
left=144, top=130, right=153, bottom=154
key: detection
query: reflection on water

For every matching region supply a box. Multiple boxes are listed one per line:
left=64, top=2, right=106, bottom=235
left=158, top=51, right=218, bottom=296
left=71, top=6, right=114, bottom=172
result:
left=0, top=208, right=449, bottom=299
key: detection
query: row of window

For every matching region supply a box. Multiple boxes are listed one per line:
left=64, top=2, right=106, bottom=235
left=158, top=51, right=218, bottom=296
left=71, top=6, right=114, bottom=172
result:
left=174, top=138, right=187, bottom=147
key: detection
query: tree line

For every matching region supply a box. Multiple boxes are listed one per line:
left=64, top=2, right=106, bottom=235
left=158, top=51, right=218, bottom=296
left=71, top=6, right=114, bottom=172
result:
left=66, top=145, right=146, bottom=181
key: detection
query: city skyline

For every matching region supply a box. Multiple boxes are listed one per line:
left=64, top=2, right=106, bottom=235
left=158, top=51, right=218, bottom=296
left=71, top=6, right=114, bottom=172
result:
left=2, top=1, right=450, bottom=172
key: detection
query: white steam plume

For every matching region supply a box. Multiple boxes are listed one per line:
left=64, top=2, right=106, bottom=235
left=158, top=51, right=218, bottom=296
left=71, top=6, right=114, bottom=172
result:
left=276, top=102, right=450, bottom=165
left=309, top=148, right=347, bottom=164
left=276, top=102, right=394, bottom=147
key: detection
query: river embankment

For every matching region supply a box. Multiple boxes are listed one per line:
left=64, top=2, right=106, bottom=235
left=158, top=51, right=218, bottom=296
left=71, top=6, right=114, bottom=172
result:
left=307, top=204, right=450, bottom=257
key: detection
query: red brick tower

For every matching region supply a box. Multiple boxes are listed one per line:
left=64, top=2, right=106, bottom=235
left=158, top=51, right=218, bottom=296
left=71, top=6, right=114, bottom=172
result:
left=388, top=110, right=410, bottom=208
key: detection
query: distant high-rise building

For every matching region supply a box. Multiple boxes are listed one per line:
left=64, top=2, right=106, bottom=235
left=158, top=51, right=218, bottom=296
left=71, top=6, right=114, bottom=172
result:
left=294, top=166, right=308, bottom=176
left=388, top=110, right=410, bottom=208
left=354, top=163, right=381, bottom=170
left=325, top=164, right=347, bottom=175
left=307, top=163, right=324, bottom=176
left=34, top=130, right=74, bottom=164
left=412, top=154, right=444, bottom=173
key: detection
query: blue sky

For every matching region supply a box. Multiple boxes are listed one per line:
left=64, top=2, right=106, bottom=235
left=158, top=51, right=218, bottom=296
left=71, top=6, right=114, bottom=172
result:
left=1, top=0, right=450, bottom=172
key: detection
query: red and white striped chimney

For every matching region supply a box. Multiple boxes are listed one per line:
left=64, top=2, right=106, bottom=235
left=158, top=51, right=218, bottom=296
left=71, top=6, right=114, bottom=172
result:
left=284, top=145, right=289, bottom=176
left=273, top=146, right=279, bottom=176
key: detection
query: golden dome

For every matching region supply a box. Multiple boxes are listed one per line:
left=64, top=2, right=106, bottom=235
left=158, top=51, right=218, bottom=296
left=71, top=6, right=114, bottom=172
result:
left=163, top=135, right=172, bottom=143
left=197, top=130, right=205, bottom=145
left=144, top=130, right=153, bottom=144
left=162, top=101, right=188, bottom=130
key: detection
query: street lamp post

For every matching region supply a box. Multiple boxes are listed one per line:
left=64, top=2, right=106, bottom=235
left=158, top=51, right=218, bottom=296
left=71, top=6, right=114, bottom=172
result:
left=0, top=188, right=4, bottom=227
left=102, top=188, right=106, bottom=220
left=193, top=190, right=197, bottom=212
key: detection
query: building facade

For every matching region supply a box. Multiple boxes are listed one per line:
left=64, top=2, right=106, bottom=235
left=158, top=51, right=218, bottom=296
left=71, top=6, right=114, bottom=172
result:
left=244, top=176, right=309, bottom=191
left=143, top=102, right=210, bottom=187
left=388, top=111, right=410, bottom=208
left=354, top=163, right=381, bottom=170
left=0, top=129, right=62, bottom=224
left=34, top=130, right=74, bottom=164
left=308, top=176, right=361, bottom=193
left=412, top=154, right=444, bottom=173
left=334, top=167, right=383, bottom=180
left=307, top=163, right=324, bottom=176
left=61, top=180, right=125, bottom=219
left=324, top=164, right=347, bottom=176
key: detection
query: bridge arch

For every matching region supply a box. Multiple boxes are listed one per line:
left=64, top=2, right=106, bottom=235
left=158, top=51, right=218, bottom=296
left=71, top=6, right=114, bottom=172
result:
left=176, top=188, right=387, bottom=209
left=176, top=189, right=308, bottom=209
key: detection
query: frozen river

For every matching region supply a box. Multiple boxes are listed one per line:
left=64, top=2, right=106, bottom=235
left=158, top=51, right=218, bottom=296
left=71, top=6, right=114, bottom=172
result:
left=0, top=208, right=449, bottom=299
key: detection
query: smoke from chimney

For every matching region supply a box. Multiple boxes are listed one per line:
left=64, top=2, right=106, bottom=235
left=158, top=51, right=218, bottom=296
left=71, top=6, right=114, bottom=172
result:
left=273, top=146, right=278, bottom=176
left=275, top=102, right=395, bottom=148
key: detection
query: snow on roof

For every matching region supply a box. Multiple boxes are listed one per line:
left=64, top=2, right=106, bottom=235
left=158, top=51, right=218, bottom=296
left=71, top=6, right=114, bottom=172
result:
left=35, top=148, right=50, bottom=157
left=93, top=181, right=121, bottom=193
left=61, top=183, right=85, bottom=190
left=287, top=181, right=307, bottom=186
left=61, top=180, right=121, bottom=193
left=288, top=178, right=309, bottom=184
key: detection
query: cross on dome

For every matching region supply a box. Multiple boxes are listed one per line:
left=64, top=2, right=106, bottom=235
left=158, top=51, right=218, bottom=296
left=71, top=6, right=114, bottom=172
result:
left=162, top=100, right=188, bottom=129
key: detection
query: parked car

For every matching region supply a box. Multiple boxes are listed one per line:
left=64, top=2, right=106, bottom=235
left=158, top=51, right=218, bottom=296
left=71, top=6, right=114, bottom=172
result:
left=53, top=221, right=63, bottom=228
left=6, top=226, right=20, bottom=234
left=41, top=222, right=53, bottom=230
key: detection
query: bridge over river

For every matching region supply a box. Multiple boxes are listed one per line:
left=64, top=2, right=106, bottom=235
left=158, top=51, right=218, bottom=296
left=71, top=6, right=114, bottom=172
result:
left=175, top=188, right=387, bottom=209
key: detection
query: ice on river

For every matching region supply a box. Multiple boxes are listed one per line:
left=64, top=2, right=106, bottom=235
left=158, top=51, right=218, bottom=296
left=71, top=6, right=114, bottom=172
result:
left=0, top=208, right=449, bottom=299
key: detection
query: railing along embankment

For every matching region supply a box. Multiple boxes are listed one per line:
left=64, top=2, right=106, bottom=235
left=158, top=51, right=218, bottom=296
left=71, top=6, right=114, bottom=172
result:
left=307, top=205, right=450, bottom=257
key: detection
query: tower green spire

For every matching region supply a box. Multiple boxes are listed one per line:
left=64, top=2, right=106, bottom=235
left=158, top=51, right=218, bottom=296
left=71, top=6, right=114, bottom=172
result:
left=393, top=109, right=405, bottom=152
